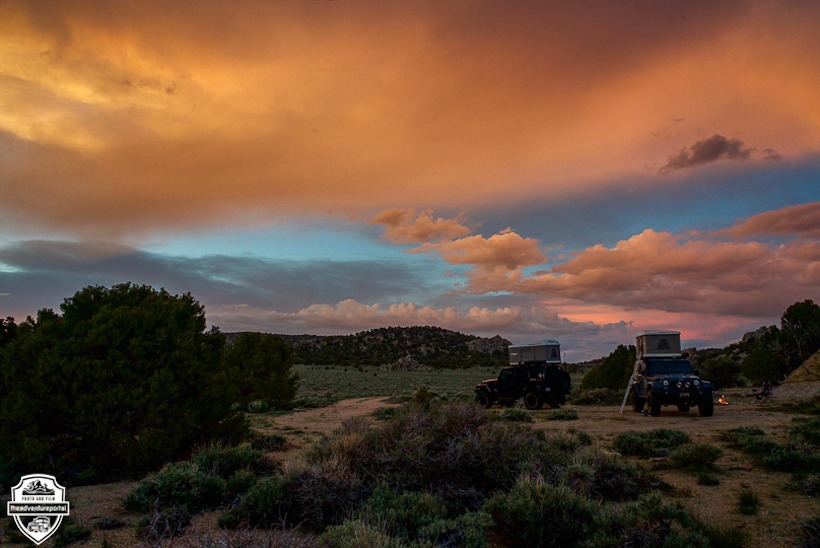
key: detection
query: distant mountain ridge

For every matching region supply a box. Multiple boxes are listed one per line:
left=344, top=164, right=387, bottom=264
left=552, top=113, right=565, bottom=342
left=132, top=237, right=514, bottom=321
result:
left=228, top=326, right=511, bottom=368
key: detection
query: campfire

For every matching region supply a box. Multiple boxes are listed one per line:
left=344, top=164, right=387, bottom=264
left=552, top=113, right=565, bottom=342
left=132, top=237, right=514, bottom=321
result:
left=718, top=395, right=729, bottom=405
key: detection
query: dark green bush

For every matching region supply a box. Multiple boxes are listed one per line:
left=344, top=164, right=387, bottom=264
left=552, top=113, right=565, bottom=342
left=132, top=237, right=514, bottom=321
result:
left=289, top=460, right=368, bottom=530
left=669, top=443, right=723, bottom=472
left=585, top=452, right=653, bottom=501
left=720, top=426, right=766, bottom=448
left=580, top=344, right=635, bottom=390
left=800, top=514, right=820, bottom=548
left=53, top=518, right=92, bottom=548
left=357, top=487, right=450, bottom=542
left=222, top=332, right=298, bottom=408
left=790, top=417, right=820, bottom=447
left=124, top=461, right=226, bottom=513
left=495, top=408, right=534, bottom=422
left=585, top=494, right=712, bottom=548
left=548, top=408, right=579, bottom=421
left=226, top=470, right=259, bottom=497
left=795, top=473, right=820, bottom=496
left=0, top=284, right=245, bottom=485
left=723, top=426, right=820, bottom=473
left=612, top=429, right=691, bottom=456
left=484, top=477, right=594, bottom=546
left=191, top=442, right=262, bottom=478
left=218, top=476, right=290, bottom=529
left=738, top=489, right=760, bottom=515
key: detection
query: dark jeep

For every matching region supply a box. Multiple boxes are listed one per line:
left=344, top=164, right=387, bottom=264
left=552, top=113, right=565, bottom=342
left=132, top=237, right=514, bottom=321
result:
left=475, top=363, right=571, bottom=410
left=631, top=357, right=713, bottom=416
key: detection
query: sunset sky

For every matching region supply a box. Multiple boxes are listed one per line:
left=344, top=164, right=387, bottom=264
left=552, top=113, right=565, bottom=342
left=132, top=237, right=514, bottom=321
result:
left=1, top=0, right=818, bottom=361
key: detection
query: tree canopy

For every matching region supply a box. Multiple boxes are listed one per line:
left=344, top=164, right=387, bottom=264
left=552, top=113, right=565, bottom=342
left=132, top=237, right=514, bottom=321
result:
left=0, top=284, right=259, bottom=485
left=580, top=344, right=636, bottom=390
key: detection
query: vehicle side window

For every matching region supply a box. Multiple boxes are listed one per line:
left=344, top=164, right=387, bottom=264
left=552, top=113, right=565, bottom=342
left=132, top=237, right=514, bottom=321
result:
left=499, top=369, right=512, bottom=381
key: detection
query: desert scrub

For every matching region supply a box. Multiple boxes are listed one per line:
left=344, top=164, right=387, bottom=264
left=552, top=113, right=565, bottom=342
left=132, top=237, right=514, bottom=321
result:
left=738, top=488, right=761, bottom=515
left=789, top=416, right=820, bottom=446
left=720, top=426, right=766, bottom=449
left=137, top=505, right=192, bottom=543
left=697, top=471, right=721, bottom=486
left=548, top=408, right=579, bottom=421
left=52, top=518, right=91, bottom=548
left=800, top=514, right=820, bottom=548
left=218, top=476, right=291, bottom=529
left=584, top=493, right=714, bottom=548
left=494, top=408, right=534, bottom=422
left=721, top=426, right=820, bottom=474
left=125, top=443, right=266, bottom=518
left=484, top=476, right=594, bottom=546
left=124, top=461, right=227, bottom=513
left=612, top=429, right=691, bottom=456
left=669, top=443, right=723, bottom=472
left=192, top=441, right=263, bottom=478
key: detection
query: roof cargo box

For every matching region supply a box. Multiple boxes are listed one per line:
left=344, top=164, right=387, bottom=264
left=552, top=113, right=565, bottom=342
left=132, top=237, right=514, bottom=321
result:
left=635, top=331, right=682, bottom=359
left=509, top=340, right=561, bottom=365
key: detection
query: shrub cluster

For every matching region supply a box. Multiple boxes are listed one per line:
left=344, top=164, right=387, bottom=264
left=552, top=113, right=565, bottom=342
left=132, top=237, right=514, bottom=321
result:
left=124, top=443, right=266, bottom=540
left=214, top=401, right=741, bottom=546
left=720, top=424, right=820, bottom=474
left=611, top=429, right=692, bottom=457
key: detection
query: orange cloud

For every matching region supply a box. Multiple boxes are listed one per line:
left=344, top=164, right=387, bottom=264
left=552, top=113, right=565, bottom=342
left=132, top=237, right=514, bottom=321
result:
left=1, top=1, right=819, bottom=235
left=371, top=208, right=472, bottom=244
left=420, top=229, right=546, bottom=270
left=512, top=230, right=819, bottom=318
left=719, top=201, right=820, bottom=239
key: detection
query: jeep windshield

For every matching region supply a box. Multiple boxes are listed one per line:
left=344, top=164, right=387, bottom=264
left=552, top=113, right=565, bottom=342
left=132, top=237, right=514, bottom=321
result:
left=646, top=359, right=694, bottom=375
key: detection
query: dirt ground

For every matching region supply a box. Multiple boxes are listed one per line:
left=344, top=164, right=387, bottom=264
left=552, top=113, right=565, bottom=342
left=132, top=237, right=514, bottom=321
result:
left=12, top=389, right=818, bottom=547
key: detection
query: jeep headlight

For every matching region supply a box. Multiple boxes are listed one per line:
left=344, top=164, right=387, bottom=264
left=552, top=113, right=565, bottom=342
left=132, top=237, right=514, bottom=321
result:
left=676, top=381, right=682, bottom=388
left=693, top=380, right=700, bottom=386
left=685, top=381, right=691, bottom=388
left=662, top=379, right=669, bottom=387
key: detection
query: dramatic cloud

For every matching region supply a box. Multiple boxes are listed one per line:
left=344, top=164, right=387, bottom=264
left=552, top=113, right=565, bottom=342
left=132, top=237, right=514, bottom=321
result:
left=371, top=209, right=472, bottom=244
left=1, top=2, right=819, bottom=360
left=719, top=201, right=820, bottom=239
left=1, top=1, right=819, bottom=234
left=420, top=230, right=546, bottom=271
left=660, top=134, right=755, bottom=172
left=514, top=230, right=819, bottom=318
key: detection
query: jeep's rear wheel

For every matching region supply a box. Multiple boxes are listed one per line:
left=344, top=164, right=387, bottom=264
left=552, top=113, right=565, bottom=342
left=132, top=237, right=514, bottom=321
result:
left=699, top=394, right=714, bottom=417
left=649, top=393, right=661, bottom=416
left=523, top=391, right=543, bottom=410
left=476, top=391, right=493, bottom=409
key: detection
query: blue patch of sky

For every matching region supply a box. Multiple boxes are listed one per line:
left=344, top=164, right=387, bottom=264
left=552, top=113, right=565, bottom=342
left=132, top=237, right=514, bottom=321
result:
left=472, top=158, right=820, bottom=252
left=147, top=218, right=401, bottom=262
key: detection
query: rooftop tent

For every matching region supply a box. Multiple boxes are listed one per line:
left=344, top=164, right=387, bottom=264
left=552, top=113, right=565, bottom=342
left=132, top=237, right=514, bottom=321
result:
left=635, top=330, right=682, bottom=359
left=509, top=340, right=562, bottom=365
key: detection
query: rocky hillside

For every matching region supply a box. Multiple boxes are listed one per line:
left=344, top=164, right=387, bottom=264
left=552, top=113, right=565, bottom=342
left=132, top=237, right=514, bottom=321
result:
left=238, top=326, right=511, bottom=368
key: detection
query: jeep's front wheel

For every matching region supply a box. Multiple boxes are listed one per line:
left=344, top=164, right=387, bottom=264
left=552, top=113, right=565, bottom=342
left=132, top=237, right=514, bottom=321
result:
left=649, top=393, right=661, bottom=416
left=476, top=391, right=493, bottom=409
left=699, top=393, right=714, bottom=417
left=523, top=391, right=543, bottom=410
